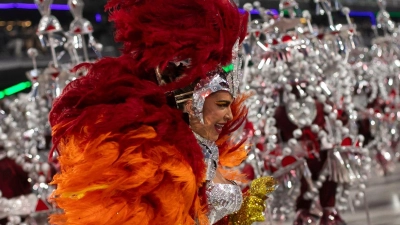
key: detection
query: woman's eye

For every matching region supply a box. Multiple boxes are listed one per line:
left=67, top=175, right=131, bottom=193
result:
left=216, top=103, right=229, bottom=107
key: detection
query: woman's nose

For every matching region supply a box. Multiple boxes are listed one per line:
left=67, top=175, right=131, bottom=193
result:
left=225, top=107, right=233, bottom=121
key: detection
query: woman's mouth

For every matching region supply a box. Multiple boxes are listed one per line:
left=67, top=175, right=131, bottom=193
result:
left=214, top=123, right=225, bottom=134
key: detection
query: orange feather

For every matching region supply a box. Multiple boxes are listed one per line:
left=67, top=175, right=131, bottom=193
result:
left=217, top=93, right=251, bottom=184
left=50, top=125, right=207, bottom=225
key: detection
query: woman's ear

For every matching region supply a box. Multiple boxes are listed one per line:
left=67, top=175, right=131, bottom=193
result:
left=184, top=100, right=194, bottom=115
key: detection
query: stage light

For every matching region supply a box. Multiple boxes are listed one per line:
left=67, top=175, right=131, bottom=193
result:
left=0, top=81, right=32, bottom=99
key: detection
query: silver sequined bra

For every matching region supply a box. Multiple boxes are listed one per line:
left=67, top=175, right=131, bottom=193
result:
left=193, top=132, right=243, bottom=224
left=206, top=181, right=243, bottom=224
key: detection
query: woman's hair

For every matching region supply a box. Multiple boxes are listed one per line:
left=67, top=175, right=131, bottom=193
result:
left=159, top=62, right=199, bottom=110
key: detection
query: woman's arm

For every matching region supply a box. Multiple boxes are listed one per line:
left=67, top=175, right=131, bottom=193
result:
left=229, top=177, right=277, bottom=225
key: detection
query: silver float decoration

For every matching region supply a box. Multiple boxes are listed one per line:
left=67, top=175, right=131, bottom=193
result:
left=0, top=1, right=103, bottom=224
left=240, top=0, right=372, bottom=224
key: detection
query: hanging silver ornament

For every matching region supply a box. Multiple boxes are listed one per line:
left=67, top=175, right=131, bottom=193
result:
left=293, top=129, right=303, bottom=139
left=311, top=124, right=320, bottom=133
left=286, top=99, right=317, bottom=128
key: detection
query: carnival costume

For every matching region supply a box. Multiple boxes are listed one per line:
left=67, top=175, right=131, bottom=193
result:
left=48, top=0, right=275, bottom=224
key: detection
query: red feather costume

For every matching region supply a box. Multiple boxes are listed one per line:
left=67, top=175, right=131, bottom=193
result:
left=48, top=0, right=248, bottom=224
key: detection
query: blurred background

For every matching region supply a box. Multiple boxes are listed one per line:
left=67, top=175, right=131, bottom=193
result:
left=0, top=0, right=112, bottom=92
left=2, top=1, right=400, bottom=225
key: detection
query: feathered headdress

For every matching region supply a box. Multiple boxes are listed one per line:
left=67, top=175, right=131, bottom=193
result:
left=105, top=0, right=247, bottom=91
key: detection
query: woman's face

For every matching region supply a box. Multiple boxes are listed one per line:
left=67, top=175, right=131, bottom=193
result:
left=187, top=91, right=233, bottom=141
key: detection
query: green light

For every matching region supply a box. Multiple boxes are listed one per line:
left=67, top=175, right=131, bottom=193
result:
left=389, top=12, right=400, bottom=18
left=281, top=9, right=289, bottom=16
left=373, top=12, right=400, bottom=18
left=280, top=9, right=304, bottom=17
left=222, top=64, right=234, bottom=73
left=0, top=81, right=32, bottom=99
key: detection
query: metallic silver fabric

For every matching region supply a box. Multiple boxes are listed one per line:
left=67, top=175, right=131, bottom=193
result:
left=193, top=132, right=243, bottom=224
left=206, top=181, right=243, bottom=224
left=193, top=132, right=219, bottom=181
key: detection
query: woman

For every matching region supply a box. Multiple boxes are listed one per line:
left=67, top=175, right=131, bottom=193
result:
left=48, top=0, right=275, bottom=224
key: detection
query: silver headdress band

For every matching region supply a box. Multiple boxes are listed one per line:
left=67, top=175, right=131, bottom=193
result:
left=192, top=39, right=242, bottom=123
left=192, top=72, right=232, bottom=124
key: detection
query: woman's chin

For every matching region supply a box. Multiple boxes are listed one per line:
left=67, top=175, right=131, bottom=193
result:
left=194, top=130, right=218, bottom=142
left=202, top=131, right=219, bottom=142
left=209, top=136, right=218, bottom=142
left=208, top=132, right=219, bottom=142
